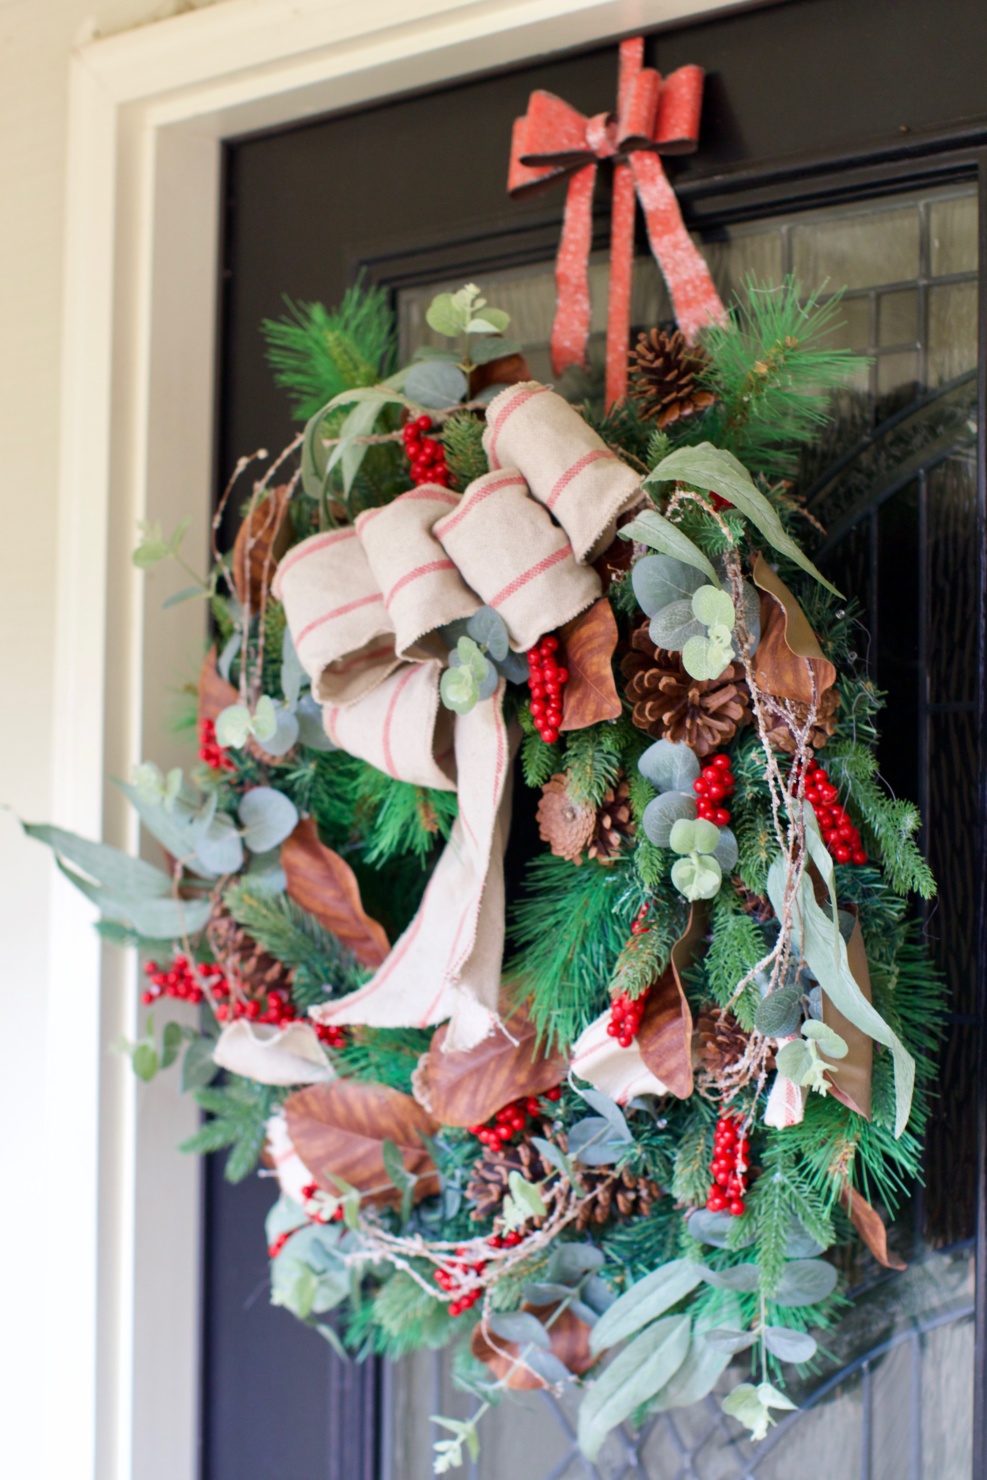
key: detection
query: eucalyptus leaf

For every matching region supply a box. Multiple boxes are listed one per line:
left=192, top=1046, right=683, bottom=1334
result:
left=681, top=631, right=734, bottom=681
left=182, top=1033, right=220, bottom=1092
left=802, top=1019, right=849, bottom=1059
left=507, top=1170, right=547, bottom=1221
left=518, top=1346, right=573, bottom=1384
left=468, top=308, right=510, bottom=333
left=131, top=1042, right=159, bottom=1082
left=116, top=782, right=216, bottom=873
left=631, top=554, right=706, bottom=617
left=703, top=1327, right=758, bottom=1354
left=582, top=1275, right=616, bottom=1314
left=426, top=292, right=468, bottom=337
left=784, top=1219, right=826, bottom=1260
left=160, top=1020, right=185, bottom=1071
left=530, top=1136, right=576, bottom=1183
left=470, top=334, right=521, bottom=364
left=712, top=826, right=739, bottom=872
left=405, top=359, right=469, bottom=409
left=522, top=1282, right=576, bottom=1306
left=618, top=510, right=719, bottom=584
left=296, top=694, right=336, bottom=751
left=476, top=662, right=500, bottom=702
left=651, top=1296, right=743, bottom=1411
left=162, top=584, right=205, bottom=610
left=642, top=792, right=696, bottom=848
left=467, top=606, right=509, bottom=662
left=648, top=443, right=840, bottom=596
left=578, top=1315, right=691, bottom=1462
left=671, top=853, right=723, bottom=901
left=238, top=787, right=299, bottom=854
left=776, top=1040, right=812, bottom=1082
left=669, top=817, right=720, bottom=856
left=699, top=1263, right=761, bottom=1293
left=590, top=1261, right=703, bottom=1354
left=572, top=1086, right=632, bottom=1140
left=566, top=1116, right=625, bottom=1166
left=638, top=738, right=701, bottom=795
left=692, top=585, right=735, bottom=629
left=217, top=631, right=241, bottom=683
left=489, top=1311, right=551, bottom=1349
left=281, top=627, right=306, bottom=706
left=215, top=704, right=252, bottom=749
left=546, top=1244, right=604, bottom=1284
left=194, top=813, right=245, bottom=875
left=412, top=345, right=461, bottom=363
left=772, top=1258, right=838, bottom=1307
left=495, top=649, right=530, bottom=684
left=440, top=663, right=478, bottom=714
left=763, top=1326, right=818, bottom=1363
left=255, top=696, right=299, bottom=754
left=23, top=821, right=177, bottom=900
left=687, top=1209, right=755, bottom=1249
left=755, top=985, right=804, bottom=1039
left=649, top=599, right=705, bottom=651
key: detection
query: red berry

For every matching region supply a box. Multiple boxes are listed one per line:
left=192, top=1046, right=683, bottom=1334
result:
left=729, top=1200, right=747, bottom=1217
left=713, top=754, right=731, bottom=770
left=541, top=727, right=559, bottom=744
left=540, top=635, right=558, bottom=654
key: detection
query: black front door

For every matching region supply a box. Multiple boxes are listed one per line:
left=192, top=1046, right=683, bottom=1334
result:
left=205, top=3, right=987, bottom=1475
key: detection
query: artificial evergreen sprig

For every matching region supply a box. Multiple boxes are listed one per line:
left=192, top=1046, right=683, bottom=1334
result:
left=262, top=281, right=397, bottom=421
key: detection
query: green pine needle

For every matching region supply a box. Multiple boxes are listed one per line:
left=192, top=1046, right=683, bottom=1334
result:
left=262, top=280, right=396, bottom=421
left=333, top=1027, right=433, bottom=1095
left=441, top=412, right=489, bottom=490
left=180, top=1077, right=279, bottom=1182
left=224, top=884, right=362, bottom=1009
left=825, top=741, right=936, bottom=897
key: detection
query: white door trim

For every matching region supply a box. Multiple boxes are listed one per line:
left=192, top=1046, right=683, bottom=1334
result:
left=55, top=4, right=754, bottom=1478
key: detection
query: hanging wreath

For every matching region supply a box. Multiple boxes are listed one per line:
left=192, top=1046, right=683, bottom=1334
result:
left=27, top=267, right=942, bottom=1466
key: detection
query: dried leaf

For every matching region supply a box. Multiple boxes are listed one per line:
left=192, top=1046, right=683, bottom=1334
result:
left=471, top=1302, right=594, bottom=1390
left=637, top=906, right=705, bottom=1098
left=752, top=554, right=837, bottom=705
left=470, top=352, right=533, bottom=398
left=284, top=1078, right=439, bottom=1207
left=281, top=818, right=389, bottom=968
left=841, top=1187, right=906, bottom=1271
left=198, top=646, right=238, bottom=726
left=559, top=598, right=622, bottom=732
left=422, top=1001, right=567, bottom=1128
left=233, top=483, right=292, bottom=608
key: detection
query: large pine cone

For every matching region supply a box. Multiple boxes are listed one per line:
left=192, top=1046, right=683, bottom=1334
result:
left=697, top=1008, right=750, bottom=1074
left=621, top=622, right=750, bottom=757
left=467, top=1128, right=661, bottom=1231
left=207, top=902, right=294, bottom=999
left=588, top=778, right=634, bottom=866
left=629, top=328, right=715, bottom=428
left=760, top=687, right=840, bottom=754
left=536, top=774, right=596, bottom=864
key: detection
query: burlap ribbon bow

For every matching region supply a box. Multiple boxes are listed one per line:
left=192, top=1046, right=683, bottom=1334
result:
left=275, top=383, right=641, bottom=1050
left=508, top=35, right=728, bottom=409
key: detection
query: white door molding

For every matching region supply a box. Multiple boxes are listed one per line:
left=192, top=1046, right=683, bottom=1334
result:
left=55, top=3, right=755, bottom=1478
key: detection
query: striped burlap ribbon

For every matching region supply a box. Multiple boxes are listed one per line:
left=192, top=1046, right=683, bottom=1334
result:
left=274, top=383, right=641, bottom=1049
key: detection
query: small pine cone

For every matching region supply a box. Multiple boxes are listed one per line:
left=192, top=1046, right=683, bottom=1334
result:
left=629, top=328, right=716, bottom=428
left=587, top=777, right=635, bottom=866
left=697, top=1007, right=750, bottom=1074
left=536, top=774, right=596, bottom=864
left=621, top=623, right=750, bottom=757
left=760, top=687, right=841, bottom=755
left=732, top=879, right=774, bottom=923
left=573, top=1163, right=662, bottom=1231
left=467, top=1126, right=557, bottom=1222
left=207, top=902, right=294, bottom=999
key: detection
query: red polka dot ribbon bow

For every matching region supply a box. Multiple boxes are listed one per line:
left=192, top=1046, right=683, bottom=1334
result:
left=508, top=36, right=728, bottom=408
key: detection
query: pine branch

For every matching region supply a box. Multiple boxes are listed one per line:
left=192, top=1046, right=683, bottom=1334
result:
left=563, top=725, right=623, bottom=808
left=671, top=1108, right=716, bottom=1207
left=704, top=888, right=768, bottom=1031
left=361, top=1270, right=455, bottom=1357
left=180, top=1077, right=279, bottom=1182
left=608, top=895, right=687, bottom=1001
left=224, top=884, right=361, bottom=1006
left=355, top=765, right=458, bottom=866
left=825, top=741, right=936, bottom=897
left=334, top=1027, right=433, bottom=1094
left=262, top=282, right=396, bottom=421
left=441, top=412, right=489, bottom=490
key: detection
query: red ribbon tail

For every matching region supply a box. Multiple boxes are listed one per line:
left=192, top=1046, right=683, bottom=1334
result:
left=629, top=152, right=729, bottom=342
left=605, top=161, right=636, bottom=410
left=550, top=162, right=596, bottom=377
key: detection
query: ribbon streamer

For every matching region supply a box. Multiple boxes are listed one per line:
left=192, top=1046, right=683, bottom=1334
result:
left=508, top=36, right=728, bottom=407
left=275, top=384, right=641, bottom=1049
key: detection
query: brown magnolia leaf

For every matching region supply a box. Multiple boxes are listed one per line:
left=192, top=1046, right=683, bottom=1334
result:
left=471, top=352, right=533, bottom=398
left=281, top=818, right=389, bottom=968
left=284, top=1078, right=439, bottom=1207
left=823, top=910, right=873, bottom=1120
left=841, top=1187, right=906, bottom=1271
left=197, top=646, right=238, bottom=726
left=422, top=1001, right=567, bottom=1128
left=752, top=554, right=837, bottom=706
left=471, top=1303, right=595, bottom=1390
left=559, top=598, right=622, bottom=732
left=233, top=483, right=292, bottom=609
left=637, top=905, right=706, bottom=1098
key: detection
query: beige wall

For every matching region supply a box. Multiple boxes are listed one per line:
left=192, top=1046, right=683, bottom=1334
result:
left=0, top=0, right=231, bottom=1467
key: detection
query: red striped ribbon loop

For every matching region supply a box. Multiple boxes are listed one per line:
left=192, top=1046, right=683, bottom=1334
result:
left=275, top=384, right=643, bottom=1049
left=507, top=36, right=729, bottom=407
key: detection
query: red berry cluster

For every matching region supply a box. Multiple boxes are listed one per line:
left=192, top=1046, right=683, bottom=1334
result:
left=198, top=717, right=235, bottom=773
left=693, top=752, right=735, bottom=826
left=142, top=952, right=220, bottom=1006
left=607, top=992, right=646, bottom=1048
left=526, top=634, right=569, bottom=744
left=402, top=414, right=450, bottom=487
left=435, top=1246, right=488, bottom=1317
left=802, top=758, right=867, bottom=866
left=299, top=1180, right=345, bottom=1224
left=467, top=1086, right=562, bottom=1148
left=705, top=1111, right=750, bottom=1217
left=144, top=950, right=347, bottom=1049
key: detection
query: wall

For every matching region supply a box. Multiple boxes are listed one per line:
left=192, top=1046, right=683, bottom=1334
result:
left=0, top=1, right=232, bottom=1470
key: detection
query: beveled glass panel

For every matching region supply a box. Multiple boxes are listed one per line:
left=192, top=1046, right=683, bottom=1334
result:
left=879, top=288, right=919, bottom=346
left=927, top=281, right=979, bottom=384
left=930, top=191, right=979, bottom=275
left=791, top=204, right=920, bottom=290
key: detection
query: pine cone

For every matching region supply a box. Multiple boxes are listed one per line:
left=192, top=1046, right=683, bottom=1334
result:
left=760, top=687, right=840, bottom=755
left=697, top=1008, right=750, bottom=1074
left=207, top=902, right=294, bottom=999
left=587, top=777, right=634, bottom=866
left=621, top=622, right=750, bottom=757
left=732, top=879, right=774, bottom=923
left=571, top=1163, right=662, bottom=1231
left=467, top=1131, right=558, bottom=1221
left=629, top=328, right=715, bottom=428
left=536, top=774, right=596, bottom=864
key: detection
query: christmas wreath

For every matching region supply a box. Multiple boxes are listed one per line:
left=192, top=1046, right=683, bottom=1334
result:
left=27, top=265, right=943, bottom=1466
